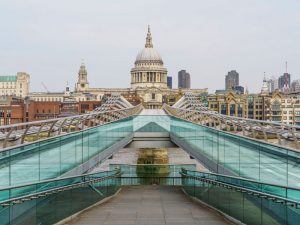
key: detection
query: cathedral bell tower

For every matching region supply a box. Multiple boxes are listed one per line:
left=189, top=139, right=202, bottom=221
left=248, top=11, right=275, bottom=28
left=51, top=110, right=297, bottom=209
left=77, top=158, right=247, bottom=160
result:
left=75, top=61, right=89, bottom=92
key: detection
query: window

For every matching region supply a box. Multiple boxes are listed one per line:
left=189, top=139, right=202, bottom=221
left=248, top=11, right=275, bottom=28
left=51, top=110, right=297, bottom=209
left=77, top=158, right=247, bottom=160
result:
left=271, top=100, right=281, bottom=111
left=152, top=93, right=155, bottom=100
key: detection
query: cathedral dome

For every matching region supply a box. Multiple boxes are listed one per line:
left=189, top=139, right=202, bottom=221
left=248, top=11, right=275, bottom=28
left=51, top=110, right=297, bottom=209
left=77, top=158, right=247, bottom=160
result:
left=131, top=26, right=168, bottom=90
left=134, top=26, right=163, bottom=64
left=136, top=48, right=162, bottom=63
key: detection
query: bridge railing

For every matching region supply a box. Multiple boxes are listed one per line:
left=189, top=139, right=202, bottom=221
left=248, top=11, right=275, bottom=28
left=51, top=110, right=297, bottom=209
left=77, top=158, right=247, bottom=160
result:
left=2, top=165, right=300, bottom=225
left=181, top=169, right=300, bottom=203
left=0, top=113, right=136, bottom=187
left=110, top=164, right=196, bottom=186
left=0, top=104, right=143, bottom=149
left=164, top=104, right=300, bottom=149
left=168, top=112, right=300, bottom=188
left=181, top=168, right=300, bottom=225
left=0, top=169, right=121, bottom=205
left=0, top=169, right=122, bottom=225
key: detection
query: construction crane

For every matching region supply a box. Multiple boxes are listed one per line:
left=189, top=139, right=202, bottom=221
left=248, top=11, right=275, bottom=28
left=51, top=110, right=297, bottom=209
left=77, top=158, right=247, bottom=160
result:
left=41, top=82, right=49, bottom=93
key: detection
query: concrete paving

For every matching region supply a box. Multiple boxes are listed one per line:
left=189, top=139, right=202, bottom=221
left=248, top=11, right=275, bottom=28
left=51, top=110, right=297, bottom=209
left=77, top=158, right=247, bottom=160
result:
left=66, top=186, right=232, bottom=225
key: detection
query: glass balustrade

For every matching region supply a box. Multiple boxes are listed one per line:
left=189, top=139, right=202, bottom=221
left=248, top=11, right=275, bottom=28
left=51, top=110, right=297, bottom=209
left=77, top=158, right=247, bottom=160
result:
left=0, top=170, right=121, bottom=225
left=170, top=117, right=300, bottom=188
left=182, top=169, right=300, bottom=225
left=1, top=114, right=300, bottom=192
left=0, top=117, right=133, bottom=187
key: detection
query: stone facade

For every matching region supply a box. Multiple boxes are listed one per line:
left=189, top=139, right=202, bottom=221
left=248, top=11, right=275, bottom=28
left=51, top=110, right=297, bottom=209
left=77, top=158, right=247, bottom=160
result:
left=208, top=90, right=300, bottom=125
left=0, top=72, right=30, bottom=98
left=75, top=62, right=89, bottom=92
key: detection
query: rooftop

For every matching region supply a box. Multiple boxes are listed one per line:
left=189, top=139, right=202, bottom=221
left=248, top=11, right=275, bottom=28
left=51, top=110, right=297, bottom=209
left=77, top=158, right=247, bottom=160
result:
left=0, top=75, right=17, bottom=82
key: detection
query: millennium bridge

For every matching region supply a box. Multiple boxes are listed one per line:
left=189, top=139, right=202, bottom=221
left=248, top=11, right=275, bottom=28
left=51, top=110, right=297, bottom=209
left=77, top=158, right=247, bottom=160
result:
left=0, top=94, right=300, bottom=225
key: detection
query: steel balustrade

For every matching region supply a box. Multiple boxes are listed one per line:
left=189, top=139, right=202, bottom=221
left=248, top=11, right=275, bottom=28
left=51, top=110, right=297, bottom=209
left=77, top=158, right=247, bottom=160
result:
left=180, top=169, right=300, bottom=208
left=0, top=104, right=143, bottom=149
left=164, top=104, right=300, bottom=149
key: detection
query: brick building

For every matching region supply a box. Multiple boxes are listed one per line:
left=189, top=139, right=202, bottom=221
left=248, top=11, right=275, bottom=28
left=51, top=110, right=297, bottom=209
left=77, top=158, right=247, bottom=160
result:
left=0, top=97, right=101, bottom=125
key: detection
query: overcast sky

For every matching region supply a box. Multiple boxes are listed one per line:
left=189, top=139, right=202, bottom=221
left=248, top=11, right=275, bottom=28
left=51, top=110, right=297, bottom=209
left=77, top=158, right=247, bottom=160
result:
left=1, top=0, right=300, bottom=93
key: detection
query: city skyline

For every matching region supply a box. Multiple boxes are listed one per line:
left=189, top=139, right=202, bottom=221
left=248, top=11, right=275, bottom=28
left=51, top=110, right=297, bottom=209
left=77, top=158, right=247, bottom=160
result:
left=1, top=0, right=300, bottom=93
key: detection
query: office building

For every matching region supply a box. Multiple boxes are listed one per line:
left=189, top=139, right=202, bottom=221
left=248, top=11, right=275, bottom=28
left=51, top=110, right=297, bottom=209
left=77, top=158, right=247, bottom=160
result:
left=167, top=76, right=172, bottom=89
left=291, top=80, right=300, bottom=93
left=278, top=73, right=291, bottom=91
left=178, top=70, right=191, bottom=89
left=232, top=85, right=244, bottom=95
left=225, top=70, right=239, bottom=90
left=267, top=76, right=279, bottom=93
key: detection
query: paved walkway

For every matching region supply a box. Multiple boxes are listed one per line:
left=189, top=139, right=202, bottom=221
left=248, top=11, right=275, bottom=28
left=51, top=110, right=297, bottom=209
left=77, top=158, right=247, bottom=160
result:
left=66, top=186, right=232, bottom=225
left=139, top=109, right=166, bottom=115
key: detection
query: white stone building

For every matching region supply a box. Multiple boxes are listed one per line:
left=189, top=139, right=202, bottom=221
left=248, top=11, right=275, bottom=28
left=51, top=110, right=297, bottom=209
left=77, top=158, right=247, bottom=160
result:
left=0, top=72, right=30, bottom=98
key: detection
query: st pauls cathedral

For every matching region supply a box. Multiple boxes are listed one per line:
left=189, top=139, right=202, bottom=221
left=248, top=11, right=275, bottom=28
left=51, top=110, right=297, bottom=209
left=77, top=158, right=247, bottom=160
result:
left=29, top=26, right=207, bottom=108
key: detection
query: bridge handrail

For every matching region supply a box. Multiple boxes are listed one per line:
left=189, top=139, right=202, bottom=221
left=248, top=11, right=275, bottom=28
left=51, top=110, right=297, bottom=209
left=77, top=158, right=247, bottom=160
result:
left=181, top=170, right=300, bottom=225
left=181, top=168, right=300, bottom=203
left=0, top=104, right=143, bottom=149
left=163, top=104, right=300, bottom=148
left=0, top=169, right=121, bottom=205
left=165, top=104, right=300, bottom=129
left=0, top=105, right=140, bottom=130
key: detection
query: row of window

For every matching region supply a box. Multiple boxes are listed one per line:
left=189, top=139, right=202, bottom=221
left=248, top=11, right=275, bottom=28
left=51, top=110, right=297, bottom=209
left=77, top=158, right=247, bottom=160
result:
left=35, top=97, right=63, bottom=102
left=34, top=97, right=97, bottom=102
left=36, top=109, right=54, bottom=114
left=0, top=118, right=10, bottom=125
left=0, top=83, right=22, bottom=88
left=1, top=90, right=22, bottom=93
left=0, top=110, right=11, bottom=118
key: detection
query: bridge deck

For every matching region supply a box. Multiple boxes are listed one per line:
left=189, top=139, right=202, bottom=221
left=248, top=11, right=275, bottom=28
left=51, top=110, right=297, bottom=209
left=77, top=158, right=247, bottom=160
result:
left=65, top=186, right=231, bottom=225
left=139, top=109, right=166, bottom=115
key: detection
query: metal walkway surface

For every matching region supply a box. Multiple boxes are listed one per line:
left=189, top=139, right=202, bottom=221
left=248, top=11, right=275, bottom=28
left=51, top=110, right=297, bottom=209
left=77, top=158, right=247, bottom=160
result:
left=65, top=186, right=231, bottom=225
